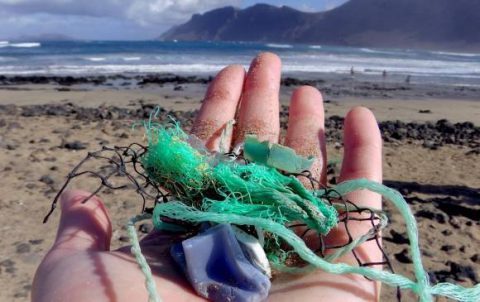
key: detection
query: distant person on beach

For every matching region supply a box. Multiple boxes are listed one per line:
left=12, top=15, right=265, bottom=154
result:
left=32, top=53, right=382, bottom=302
left=382, top=70, right=387, bottom=78
left=405, top=75, right=411, bottom=84
left=350, top=66, right=355, bottom=75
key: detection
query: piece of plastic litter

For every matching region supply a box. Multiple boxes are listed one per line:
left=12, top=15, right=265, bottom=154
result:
left=244, top=135, right=314, bottom=173
left=155, top=181, right=480, bottom=302
left=232, top=225, right=272, bottom=278
left=170, top=224, right=271, bottom=302
left=144, top=124, right=338, bottom=236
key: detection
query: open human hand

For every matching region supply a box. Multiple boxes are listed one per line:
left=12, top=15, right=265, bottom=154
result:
left=33, top=52, right=383, bottom=302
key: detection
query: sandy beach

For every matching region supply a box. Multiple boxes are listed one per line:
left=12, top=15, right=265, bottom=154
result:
left=0, top=74, right=479, bottom=301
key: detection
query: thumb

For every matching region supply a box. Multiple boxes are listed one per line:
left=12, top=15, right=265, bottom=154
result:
left=52, top=190, right=112, bottom=252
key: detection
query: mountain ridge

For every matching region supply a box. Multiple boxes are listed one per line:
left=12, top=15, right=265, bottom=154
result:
left=159, top=1, right=480, bottom=51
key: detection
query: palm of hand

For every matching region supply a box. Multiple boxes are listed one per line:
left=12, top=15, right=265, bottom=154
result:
left=33, top=53, right=382, bottom=302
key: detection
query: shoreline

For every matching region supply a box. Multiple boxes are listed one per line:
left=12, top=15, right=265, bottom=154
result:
left=0, top=73, right=479, bottom=127
left=1, top=73, right=480, bottom=101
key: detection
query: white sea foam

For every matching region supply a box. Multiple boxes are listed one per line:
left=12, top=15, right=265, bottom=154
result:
left=122, top=57, right=141, bottom=61
left=309, top=45, right=322, bottom=49
left=9, top=42, right=41, bottom=48
left=359, top=47, right=406, bottom=56
left=1, top=57, right=479, bottom=80
left=85, top=57, right=107, bottom=62
left=430, top=50, right=480, bottom=57
left=266, top=43, right=293, bottom=49
left=360, top=47, right=377, bottom=53
left=0, top=63, right=227, bottom=75
left=359, top=47, right=395, bottom=54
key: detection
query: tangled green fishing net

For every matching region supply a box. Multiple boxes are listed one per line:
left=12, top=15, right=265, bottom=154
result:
left=142, top=121, right=337, bottom=236
left=129, top=118, right=480, bottom=302
left=142, top=121, right=212, bottom=200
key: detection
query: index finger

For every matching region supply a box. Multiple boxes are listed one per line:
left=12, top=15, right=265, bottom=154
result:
left=191, top=64, right=245, bottom=151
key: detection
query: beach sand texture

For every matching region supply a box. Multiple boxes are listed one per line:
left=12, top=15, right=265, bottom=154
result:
left=0, top=76, right=479, bottom=301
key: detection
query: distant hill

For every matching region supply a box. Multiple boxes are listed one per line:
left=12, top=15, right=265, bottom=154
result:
left=159, top=1, right=480, bottom=51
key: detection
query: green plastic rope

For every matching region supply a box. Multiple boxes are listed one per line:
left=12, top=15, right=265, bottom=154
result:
left=331, top=179, right=431, bottom=301
left=130, top=116, right=479, bottom=302
left=150, top=179, right=480, bottom=302
left=126, top=213, right=161, bottom=302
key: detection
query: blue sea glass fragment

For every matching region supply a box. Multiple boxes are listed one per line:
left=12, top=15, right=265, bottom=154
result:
left=170, top=224, right=271, bottom=302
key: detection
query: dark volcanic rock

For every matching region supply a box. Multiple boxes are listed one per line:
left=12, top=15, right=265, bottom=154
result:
left=441, top=229, right=452, bottom=236
left=0, top=75, right=107, bottom=86
left=62, top=141, right=87, bottom=150
left=118, top=235, right=130, bottom=243
left=15, top=242, right=31, bottom=254
left=138, top=75, right=210, bottom=86
left=437, top=202, right=480, bottom=221
left=0, top=259, right=16, bottom=274
left=118, top=132, right=129, bottom=139
left=39, top=175, right=55, bottom=185
left=394, top=248, right=412, bottom=264
left=3, top=102, right=480, bottom=150
left=25, top=183, right=36, bottom=189
left=416, top=209, right=446, bottom=224
left=422, top=140, right=438, bottom=150
left=471, top=254, right=480, bottom=264
left=466, top=148, right=480, bottom=155
left=440, top=244, right=455, bottom=252
left=385, top=230, right=410, bottom=245
left=452, top=264, right=478, bottom=283
left=0, top=104, right=18, bottom=115
left=281, top=77, right=319, bottom=87
left=29, top=239, right=44, bottom=245
left=438, top=261, right=479, bottom=283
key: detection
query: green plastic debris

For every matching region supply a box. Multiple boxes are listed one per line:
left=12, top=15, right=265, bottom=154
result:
left=244, top=135, right=315, bottom=173
left=141, top=121, right=337, bottom=236
left=141, top=122, right=213, bottom=201
left=129, top=117, right=480, bottom=302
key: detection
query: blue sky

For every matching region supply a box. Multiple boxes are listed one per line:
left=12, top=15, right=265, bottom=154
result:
left=0, top=0, right=348, bottom=40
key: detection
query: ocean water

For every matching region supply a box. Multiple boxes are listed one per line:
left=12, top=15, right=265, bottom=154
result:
left=0, top=40, right=479, bottom=86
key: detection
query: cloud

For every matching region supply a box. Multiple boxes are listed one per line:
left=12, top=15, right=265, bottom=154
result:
left=299, top=3, right=317, bottom=12
left=0, top=0, right=344, bottom=39
left=0, top=0, right=241, bottom=26
left=128, top=0, right=241, bottom=25
left=323, top=0, right=347, bottom=11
